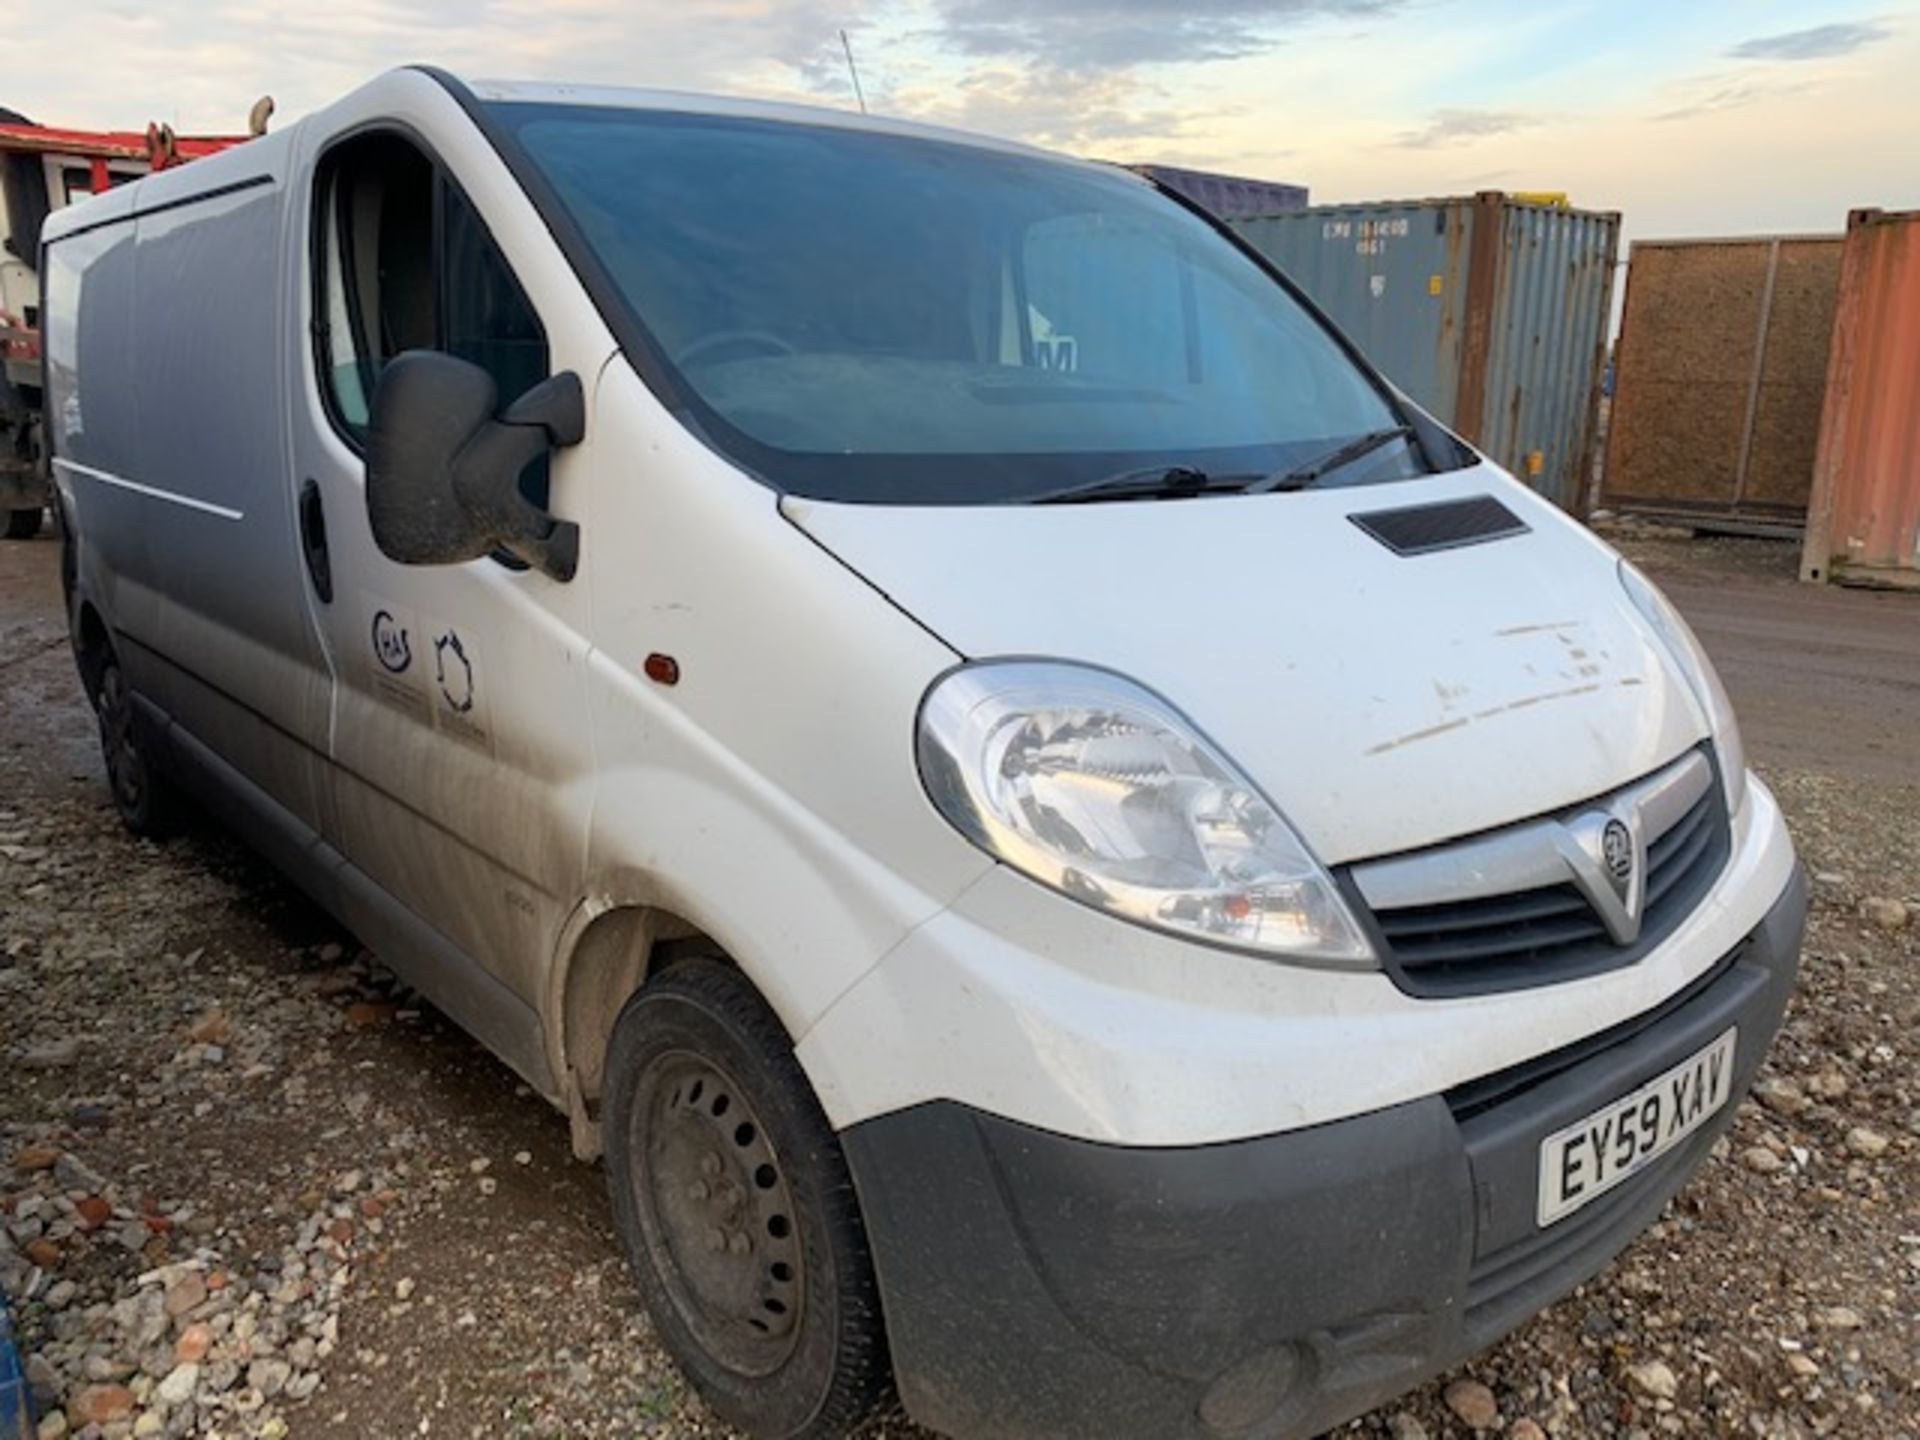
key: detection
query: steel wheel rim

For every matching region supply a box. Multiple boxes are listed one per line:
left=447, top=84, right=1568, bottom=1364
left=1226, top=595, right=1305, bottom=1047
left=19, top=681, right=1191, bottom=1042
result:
left=630, top=1049, right=806, bottom=1378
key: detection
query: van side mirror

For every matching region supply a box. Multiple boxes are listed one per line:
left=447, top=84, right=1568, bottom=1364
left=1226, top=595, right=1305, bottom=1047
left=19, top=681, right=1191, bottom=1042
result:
left=365, top=351, right=585, bottom=582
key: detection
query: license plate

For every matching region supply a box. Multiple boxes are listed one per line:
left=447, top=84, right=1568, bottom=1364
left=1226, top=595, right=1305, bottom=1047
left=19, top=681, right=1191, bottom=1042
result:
left=1537, top=1028, right=1737, bottom=1228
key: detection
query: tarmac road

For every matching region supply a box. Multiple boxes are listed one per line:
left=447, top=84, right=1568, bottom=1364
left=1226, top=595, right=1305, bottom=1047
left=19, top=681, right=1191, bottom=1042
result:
left=1614, top=528, right=1920, bottom=789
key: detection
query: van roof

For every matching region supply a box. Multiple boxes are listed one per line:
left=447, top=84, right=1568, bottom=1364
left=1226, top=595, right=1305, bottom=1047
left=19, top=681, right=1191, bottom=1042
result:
left=39, top=68, right=1138, bottom=248
left=455, top=74, right=1105, bottom=172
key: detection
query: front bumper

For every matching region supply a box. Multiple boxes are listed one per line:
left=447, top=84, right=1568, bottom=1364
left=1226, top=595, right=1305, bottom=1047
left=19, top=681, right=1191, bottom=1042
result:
left=842, top=867, right=1806, bottom=1440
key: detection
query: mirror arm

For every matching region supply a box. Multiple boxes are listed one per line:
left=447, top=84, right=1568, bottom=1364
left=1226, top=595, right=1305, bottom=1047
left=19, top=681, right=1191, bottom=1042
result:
left=453, top=421, right=580, bottom=582
left=501, top=372, right=586, bottom=447
left=450, top=372, right=587, bottom=583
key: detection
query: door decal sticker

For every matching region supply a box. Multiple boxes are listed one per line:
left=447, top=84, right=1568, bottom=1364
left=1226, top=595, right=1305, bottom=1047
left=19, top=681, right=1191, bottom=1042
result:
left=427, top=619, right=490, bottom=751
left=435, top=629, right=474, bottom=713
left=359, top=595, right=493, bottom=753
left=372, top=609, right=413, bottom=674
left=363, top=595, right=429, bottom=721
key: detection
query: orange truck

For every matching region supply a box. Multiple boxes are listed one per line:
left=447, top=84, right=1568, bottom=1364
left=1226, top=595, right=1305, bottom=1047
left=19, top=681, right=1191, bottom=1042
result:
left=1, top=108, right=247, bottom=536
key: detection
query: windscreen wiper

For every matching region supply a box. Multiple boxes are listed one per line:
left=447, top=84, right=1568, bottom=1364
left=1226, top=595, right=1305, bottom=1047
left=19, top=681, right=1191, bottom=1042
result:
left=1249, top=426, right=1414, bottom=494
left=1030, top=464, right=1258, bottom=505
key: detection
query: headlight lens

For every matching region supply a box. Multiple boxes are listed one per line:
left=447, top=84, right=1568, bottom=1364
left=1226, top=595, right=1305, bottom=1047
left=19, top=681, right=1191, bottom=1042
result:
left=916, top=662, right=1373, bottom=965
left=1619, top=560, right=1747, bottom=815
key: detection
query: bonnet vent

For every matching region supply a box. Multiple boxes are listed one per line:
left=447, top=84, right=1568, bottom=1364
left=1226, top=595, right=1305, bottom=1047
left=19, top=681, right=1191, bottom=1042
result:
left=1349, top=495, right=1529, bottom=557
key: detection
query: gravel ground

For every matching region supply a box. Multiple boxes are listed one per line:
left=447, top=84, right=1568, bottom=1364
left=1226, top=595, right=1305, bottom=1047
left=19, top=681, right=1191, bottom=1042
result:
left=3, top=526, right=1916, bottom=1440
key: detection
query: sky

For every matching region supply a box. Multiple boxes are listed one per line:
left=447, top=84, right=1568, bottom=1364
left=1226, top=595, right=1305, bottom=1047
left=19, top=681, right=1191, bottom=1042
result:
left=7, top=0, right=1915, bottom=250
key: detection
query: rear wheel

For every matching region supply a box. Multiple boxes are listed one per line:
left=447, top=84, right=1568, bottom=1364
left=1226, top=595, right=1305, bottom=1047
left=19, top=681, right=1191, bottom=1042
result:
left=4, top=507, right=40, bottom=539
left=94, top=652, right=182, bottom=837
left=603, top=959, right=890, bottom=1439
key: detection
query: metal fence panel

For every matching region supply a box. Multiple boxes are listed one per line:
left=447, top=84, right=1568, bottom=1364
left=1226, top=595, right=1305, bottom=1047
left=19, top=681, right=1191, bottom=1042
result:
left=1601, top=236, right=1843, bottom=530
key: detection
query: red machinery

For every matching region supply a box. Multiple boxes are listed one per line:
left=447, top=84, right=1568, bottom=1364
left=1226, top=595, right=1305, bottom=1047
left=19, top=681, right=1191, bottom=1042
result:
left=1, top=109, right=250, bottom=535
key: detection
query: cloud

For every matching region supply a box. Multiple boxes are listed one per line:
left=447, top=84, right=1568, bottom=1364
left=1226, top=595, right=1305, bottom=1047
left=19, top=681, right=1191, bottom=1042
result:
left=933, top=0, right=1398, bottom=70
left=1392, top=107, right=1534, bottom=149
left=1727, top=21, right=1890, bottom=62
left=886, top=61, right=1198, bottom=152
left=1648, top=72, right=1820, bottom=124
left=7, top=0, right=885, bottom=131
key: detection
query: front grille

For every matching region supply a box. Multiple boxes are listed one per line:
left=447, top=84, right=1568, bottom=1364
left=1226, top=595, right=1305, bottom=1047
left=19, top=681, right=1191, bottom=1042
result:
left=1375, top=881, right=1606, bottom=969
left=1351, top=748, right=1731, bottom=997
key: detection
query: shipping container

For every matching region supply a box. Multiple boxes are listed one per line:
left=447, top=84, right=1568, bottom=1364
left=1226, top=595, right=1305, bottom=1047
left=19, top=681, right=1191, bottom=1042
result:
left=1600, top=235, right=1842, bottom=533
left=1232, top=193, right=1619, bottom=511
left=1131, top=162, right=1307, bottom=219
left=1801, top=209, right=1920, bottom=589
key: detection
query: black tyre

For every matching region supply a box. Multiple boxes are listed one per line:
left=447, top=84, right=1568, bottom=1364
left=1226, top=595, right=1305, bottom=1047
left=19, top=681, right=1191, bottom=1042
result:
left=603, top=959, right=890, bottom=1439
left=4, top=507, right=40, bottom=540
left=94, top=652, right=182, bottom=838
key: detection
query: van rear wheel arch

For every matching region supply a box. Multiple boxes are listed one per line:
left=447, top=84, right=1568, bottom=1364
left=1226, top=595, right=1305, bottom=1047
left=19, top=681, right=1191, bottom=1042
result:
left=75, top=619, right=183, bottom=838
left=70, top=598, right=113, bottom=706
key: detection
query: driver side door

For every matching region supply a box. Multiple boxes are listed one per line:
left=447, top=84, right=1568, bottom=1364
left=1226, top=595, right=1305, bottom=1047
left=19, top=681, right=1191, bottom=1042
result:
left=287, top=117, right=601, bottom=1077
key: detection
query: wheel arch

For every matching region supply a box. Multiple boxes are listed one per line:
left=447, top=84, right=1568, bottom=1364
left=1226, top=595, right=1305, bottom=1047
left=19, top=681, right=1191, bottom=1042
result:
left=548, top=894, right=742, bottom=1160
left=70, top=591, right=112, bottom=701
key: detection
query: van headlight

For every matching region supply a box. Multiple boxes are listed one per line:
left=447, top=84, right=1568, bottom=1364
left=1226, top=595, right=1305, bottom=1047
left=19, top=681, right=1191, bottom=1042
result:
left=916, top=661, right=1374, bottom=966
left=1619, top=560, right=1748, bottom=815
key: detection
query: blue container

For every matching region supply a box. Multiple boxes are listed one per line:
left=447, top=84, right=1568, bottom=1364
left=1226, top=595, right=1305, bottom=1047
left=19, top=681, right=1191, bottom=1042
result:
left=1131, top=163, right=1308, bottom=220
left=0, top=1296, right=32, bottom=1438
left=1232, top=193, right=1620, bottom=512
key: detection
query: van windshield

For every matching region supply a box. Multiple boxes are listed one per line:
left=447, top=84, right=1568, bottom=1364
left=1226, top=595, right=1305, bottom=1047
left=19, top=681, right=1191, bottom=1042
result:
left=492, top=103, right=1440, bottom=505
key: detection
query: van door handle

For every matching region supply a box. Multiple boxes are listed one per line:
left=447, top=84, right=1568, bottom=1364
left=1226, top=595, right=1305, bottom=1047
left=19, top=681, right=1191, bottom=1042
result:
left=299, top=479, right=333, bottom=604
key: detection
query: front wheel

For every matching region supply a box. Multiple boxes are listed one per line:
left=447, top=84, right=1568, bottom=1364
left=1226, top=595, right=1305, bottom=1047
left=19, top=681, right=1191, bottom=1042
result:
left=4, top=507, right=40, bottom=540
left=603, top=959, right=891, bottom=1439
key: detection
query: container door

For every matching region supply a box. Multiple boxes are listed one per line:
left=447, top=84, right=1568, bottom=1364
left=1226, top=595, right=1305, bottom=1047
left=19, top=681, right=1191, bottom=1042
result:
left=286, top=119, right=599, bottom=1042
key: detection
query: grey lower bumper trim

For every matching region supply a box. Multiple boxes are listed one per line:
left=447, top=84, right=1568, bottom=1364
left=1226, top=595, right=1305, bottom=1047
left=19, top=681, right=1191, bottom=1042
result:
left=842, top=868, right=1806, bottom=1440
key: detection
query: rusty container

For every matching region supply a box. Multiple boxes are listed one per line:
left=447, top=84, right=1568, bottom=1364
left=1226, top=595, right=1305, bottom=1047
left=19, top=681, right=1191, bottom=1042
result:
left=1232, top=193, right=1620, bottom=512
left=1801, top=209, right=1920, bottom=588
left=1600, top=235, right=1843, bottom=533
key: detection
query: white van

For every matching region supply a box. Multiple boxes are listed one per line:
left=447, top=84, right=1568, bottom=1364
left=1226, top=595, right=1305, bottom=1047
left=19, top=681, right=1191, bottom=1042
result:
left=43, top=68, right=1803, bottom=1440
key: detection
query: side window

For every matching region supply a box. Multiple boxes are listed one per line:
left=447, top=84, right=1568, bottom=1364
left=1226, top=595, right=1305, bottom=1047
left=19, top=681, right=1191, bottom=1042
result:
left=442, top=185, right=546, bottom=413
left=315, top=132, right=548, bottom=463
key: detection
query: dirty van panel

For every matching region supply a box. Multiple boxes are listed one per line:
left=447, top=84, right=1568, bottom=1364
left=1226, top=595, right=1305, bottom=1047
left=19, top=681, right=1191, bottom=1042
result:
left=289, top=115, right=595, bottom=1017
left=128, top=171, right=332, bottom=831
left=41, top=219, right=167, bottom=689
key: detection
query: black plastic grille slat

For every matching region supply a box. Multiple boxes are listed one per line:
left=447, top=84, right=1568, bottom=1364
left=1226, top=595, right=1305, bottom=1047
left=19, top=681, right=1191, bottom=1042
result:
left=1392, top=911, right=1608, bottom=968
left=1348, top=495, right=1529, bottom=557
left=1646, top=809, right=1715, bottom=909
left=1377, top=883, right=1592, bottom=937
left=1648, top=795, right=1711, bottom=868
left=1359, top=757, right=1730, bottom=996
